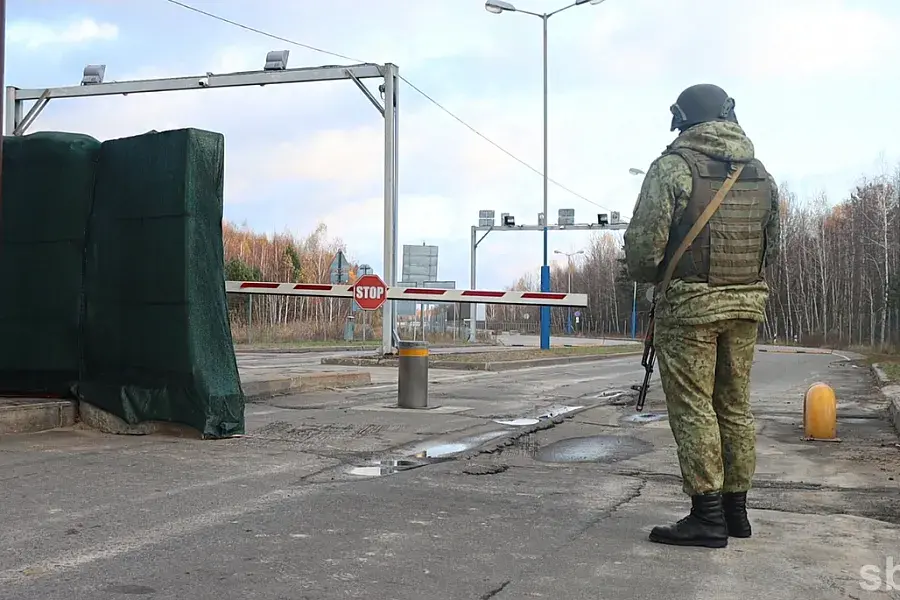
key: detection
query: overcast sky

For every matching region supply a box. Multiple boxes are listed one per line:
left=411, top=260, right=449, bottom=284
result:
left=7, top=0, right=900, bottom=290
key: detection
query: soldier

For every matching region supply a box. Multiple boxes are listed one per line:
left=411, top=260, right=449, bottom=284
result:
left=623, top=84, right=780, bottom=548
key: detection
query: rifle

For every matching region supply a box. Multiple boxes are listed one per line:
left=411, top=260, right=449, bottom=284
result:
left=632, top=297, right=656, bottom=412
left=629, top=161, right=746, bottom=413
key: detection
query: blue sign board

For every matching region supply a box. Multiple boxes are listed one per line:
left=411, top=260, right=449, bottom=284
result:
left=329, top=251, right=349, bottom=284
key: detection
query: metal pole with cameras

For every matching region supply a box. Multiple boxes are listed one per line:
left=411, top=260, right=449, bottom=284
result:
left=484, top=0, right=608, bottom=350
left=469, top=209, right=627, bottom=343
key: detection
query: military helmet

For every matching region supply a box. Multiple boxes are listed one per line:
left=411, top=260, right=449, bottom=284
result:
left=669, top=84, right=738, bottom=132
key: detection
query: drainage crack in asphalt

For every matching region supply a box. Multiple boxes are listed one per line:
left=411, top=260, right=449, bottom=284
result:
left=478, top=579, right=511, bottom=599
left=337, top=405, right=601, bottom=479
left=576, top=420, right=625, bottom=428
left=562, top=478, right=647, bottom=546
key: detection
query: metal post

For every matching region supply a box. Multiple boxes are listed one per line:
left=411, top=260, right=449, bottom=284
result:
left=419, top=303, right=425, bottom=341
left=0, top=0, right=5, bottom=232
left=567, top=258, right=572, bottom=334
left=382, top=65, right=396, bottom=356
left=391, top=65, right=400, bottom=347
left=248, top=294, right=253, bottom=345
left=4, top=86, right=19, bottom=136
left=397, top=340, right=428, bottom=409
left=469, top=225, right=477, bottom=343
left=631, top=281, right=637, bottom=339
left=539, top=14, right=551, bottom=350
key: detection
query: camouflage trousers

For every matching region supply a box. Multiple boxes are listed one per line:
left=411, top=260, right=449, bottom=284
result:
left=654, top=318, right=757, bottom=496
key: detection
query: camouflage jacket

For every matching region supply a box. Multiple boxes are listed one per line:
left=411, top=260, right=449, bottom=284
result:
left=623, top=121, right=781, bottom=326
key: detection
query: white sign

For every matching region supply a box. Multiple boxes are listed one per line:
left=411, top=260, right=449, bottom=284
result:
left=356, top=286, right=384, bottom=300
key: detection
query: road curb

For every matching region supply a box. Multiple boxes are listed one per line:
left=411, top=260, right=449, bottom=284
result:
left=235, top=345, right=378, bottom=354
left=1, top=372, right=373, bottom=436
left=77, top=371, right=374, bottom=436
left=321, top=351, right=643, bottom=372
left=234, top=343, right=495, bottom=354
left=758, top=348, right=831, bottom=355
left=872, top=364, right=900, bottom=435
left=0, top=399, right=76, bottom=434
left=241, top=371, right=372, bottom=400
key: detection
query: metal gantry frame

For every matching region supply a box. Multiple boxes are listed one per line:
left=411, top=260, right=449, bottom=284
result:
left=469, top=221, right=628, bottom=342
left=4, top=61, right=402, bottom=356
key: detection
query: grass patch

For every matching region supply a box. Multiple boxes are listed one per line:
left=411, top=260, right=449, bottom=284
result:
left=852, top=349, right=900, bottom=383
left=880, top=362, right=900, bottom=382
left=432, top=344, right=641, bottom=363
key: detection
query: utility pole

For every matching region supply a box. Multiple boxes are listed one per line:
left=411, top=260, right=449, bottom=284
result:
left=485, top=0, right=608, bottom=350
left=631, top=281, right=637, bottom=339
left=554, top=249, right=583, bottom=334
left=628, top=167, right=646, bottom=340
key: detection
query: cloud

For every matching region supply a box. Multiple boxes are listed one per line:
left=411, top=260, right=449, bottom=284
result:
left=582, top=0, right=899, bottom=84
left=8, top=18, right=119, bottom=49
left=19, top=0, right=900, bottom=289
left=740, top=2, right=896, bottom=78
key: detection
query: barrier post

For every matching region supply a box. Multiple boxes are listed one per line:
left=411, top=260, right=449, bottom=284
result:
left=397, top=340, right=428, bottom=409
left=803, top=382, right=839, bottom=441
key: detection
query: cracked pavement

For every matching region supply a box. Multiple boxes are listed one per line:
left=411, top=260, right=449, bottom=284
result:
left=1, top=349, right=898, bottom=599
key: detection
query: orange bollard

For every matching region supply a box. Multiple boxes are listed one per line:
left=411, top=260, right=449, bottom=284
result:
left=803, top=382, right=839, bottom=441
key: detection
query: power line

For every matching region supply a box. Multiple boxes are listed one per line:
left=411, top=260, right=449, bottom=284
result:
left=163, top=0, right=624, bottom=219
left=164, top=0, right=362, bottom=63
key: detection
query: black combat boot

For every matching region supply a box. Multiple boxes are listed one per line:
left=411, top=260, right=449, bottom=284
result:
left=648, top=492, right=728, bottom=548
left=722, top=491, right=751, bottom=538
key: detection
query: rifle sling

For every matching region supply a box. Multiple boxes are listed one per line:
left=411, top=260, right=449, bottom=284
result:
left=657, top=163, right=745, bottom=297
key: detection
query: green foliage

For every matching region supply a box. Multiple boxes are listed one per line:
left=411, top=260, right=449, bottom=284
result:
left=225, top=258, right=262, bottom=282
left=283, top=245, right=302, bottom=281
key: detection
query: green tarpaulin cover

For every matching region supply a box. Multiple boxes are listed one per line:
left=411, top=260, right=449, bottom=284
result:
left=0, top=127, right=244, bottom=437
left=0, top=132, right=101, bottom=396
left=75, top=128, right=244, bottom=437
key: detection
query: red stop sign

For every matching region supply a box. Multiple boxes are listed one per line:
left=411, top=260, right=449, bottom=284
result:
left=353, top=273, right=388, bottom=311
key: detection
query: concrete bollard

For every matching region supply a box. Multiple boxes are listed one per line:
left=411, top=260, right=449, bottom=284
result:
left=398, top=340, right=428, bottom=409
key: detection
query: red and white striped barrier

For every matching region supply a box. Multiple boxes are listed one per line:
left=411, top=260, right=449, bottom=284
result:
left=224, top=281, right=587, bottom=308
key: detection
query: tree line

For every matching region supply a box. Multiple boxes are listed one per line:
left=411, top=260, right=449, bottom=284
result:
left=498, top=172, right=900, bottom=351
left=222, top=170, right=899, bottom=351
left=223, top=222, right=378, bottom=342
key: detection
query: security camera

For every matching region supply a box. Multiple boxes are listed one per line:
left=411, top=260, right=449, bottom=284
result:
left=198, top=77, right=209, bottom=87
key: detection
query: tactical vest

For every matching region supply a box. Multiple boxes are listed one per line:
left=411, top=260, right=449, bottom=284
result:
left=660, top=148, right=773, bottom=286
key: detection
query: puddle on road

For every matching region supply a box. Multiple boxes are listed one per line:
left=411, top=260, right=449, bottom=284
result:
left=536, top=405, right=584, bottom=419
left=417, top=442, right=469, bottom=458
left=493, top=418, right=541, bottom=426
left=533, top=435, right=653, bottom=464
left=348, top=459, right=418, bottom=477
left=624, top=412, right=667, bottom=424
left=493, top=405, right=583, bottom=427
left=409, top=430, right=511, bottom=459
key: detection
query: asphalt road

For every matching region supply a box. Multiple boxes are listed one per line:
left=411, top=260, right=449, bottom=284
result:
left=1, top=350, right=898, bottom=600
left=496, top=333, right=638, bottom=347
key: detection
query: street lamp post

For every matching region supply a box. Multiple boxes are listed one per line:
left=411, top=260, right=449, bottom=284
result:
left=628, top=167, right=645, bottom=339
left=554, top=249, right=583, bottom=334
left=485, top=0, right=607, bottom=350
